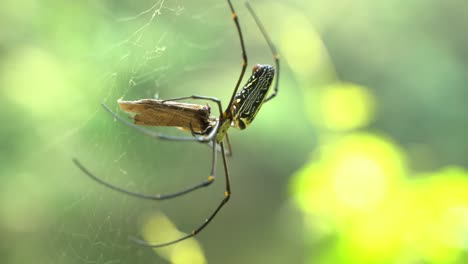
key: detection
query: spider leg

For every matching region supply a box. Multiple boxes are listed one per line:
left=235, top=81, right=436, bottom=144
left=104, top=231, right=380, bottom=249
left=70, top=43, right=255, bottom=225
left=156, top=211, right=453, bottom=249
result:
left=102, top=103, right=218, bottom=142
left=72, top=139, right=218, bottom=201
left=225, top=0, right=248, bottom=115
left=245, top=1, right=280, bottom=103
left=206, top=132, right=232, bottom=156
left=162, top=95, right=224, bottom=141
left=161, top=95, right=223, bottom=116
left=131, top=141, right=231, bottom=247
left=224, top=132, right=233, bottom=157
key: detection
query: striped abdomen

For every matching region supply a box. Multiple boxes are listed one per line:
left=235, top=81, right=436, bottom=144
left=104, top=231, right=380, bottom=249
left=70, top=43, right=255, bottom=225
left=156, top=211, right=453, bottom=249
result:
left=230, top=64, right=275, bottom=129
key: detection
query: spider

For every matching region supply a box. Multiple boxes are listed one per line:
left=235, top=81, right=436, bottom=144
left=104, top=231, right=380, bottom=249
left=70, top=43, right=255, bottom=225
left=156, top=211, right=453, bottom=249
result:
left=73, top=0, right=279, bottom=247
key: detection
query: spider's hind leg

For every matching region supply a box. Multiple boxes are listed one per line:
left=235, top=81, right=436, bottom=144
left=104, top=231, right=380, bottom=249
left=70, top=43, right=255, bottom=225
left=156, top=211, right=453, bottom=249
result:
left=131, top=141, right=231, bottom=248
left=72, top=137, right=219, bottom=201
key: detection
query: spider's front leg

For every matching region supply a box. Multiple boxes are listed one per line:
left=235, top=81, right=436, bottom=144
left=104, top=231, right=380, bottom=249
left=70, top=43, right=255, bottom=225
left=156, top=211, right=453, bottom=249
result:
left=161, top=95, right=224, bottom=142
left=245, top=1, right=280, bottom=103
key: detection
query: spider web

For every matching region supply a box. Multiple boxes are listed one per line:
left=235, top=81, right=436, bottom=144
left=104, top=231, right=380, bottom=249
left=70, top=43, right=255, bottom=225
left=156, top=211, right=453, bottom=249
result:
left=24, top=0, right=307, bottom=263
left=1, top=0, right=308, bottom=263
left=57, top=1, right=240, bottom=263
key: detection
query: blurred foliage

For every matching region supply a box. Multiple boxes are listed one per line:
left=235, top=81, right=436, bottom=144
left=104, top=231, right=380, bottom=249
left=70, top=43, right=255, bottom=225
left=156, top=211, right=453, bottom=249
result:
left=283, top=1, right=468, bottom=263
left=0, top=0, right=467, bottom=264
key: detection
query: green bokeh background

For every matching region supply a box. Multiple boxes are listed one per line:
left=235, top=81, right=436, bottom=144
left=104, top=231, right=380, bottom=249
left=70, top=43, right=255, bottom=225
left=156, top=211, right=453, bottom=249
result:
left=1, top=0, right=467, bottom=263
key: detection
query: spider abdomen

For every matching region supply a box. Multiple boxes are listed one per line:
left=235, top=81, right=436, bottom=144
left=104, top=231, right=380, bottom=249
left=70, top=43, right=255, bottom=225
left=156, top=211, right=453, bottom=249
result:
left=231, top=64, right=275, bottom=129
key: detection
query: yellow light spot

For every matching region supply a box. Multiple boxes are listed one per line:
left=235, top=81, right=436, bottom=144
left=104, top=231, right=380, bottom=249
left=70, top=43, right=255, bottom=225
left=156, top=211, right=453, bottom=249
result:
left=225, top=191, right=230, bottom=197
left=141, top=212, right=206, bottom=264
left=315, top=83, right=375, bottom=131
left=279, top=15, right=323, bottom=77
left=328, top=134, right=405, bottom=211
left=332, top=154, right=387, bottom=210
left=290, top=133, right=406, bottom=215
left=2, top=46, right=76, bottom=117
left=290, top=131, right=468, bottom=262
left=207, top=175, right=214, bottom=182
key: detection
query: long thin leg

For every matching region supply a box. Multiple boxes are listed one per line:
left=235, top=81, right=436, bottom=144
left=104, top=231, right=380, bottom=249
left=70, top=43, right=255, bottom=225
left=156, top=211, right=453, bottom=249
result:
left=245, top=1, right=280, bottom=103
left=206, top=132, right=232, bottom=156
left=161, top=95, right=223, bottom=116
left=161, top=95, right=224, bottom=141
left=131, top=142, right=231, bottom=247
left=224, top=132, right=233, bottom=157
left=102, top=103, right=219, bottom=143
left=225, top=0, right=248, bottom=115
left=72, top=140, right=217, bottom=200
